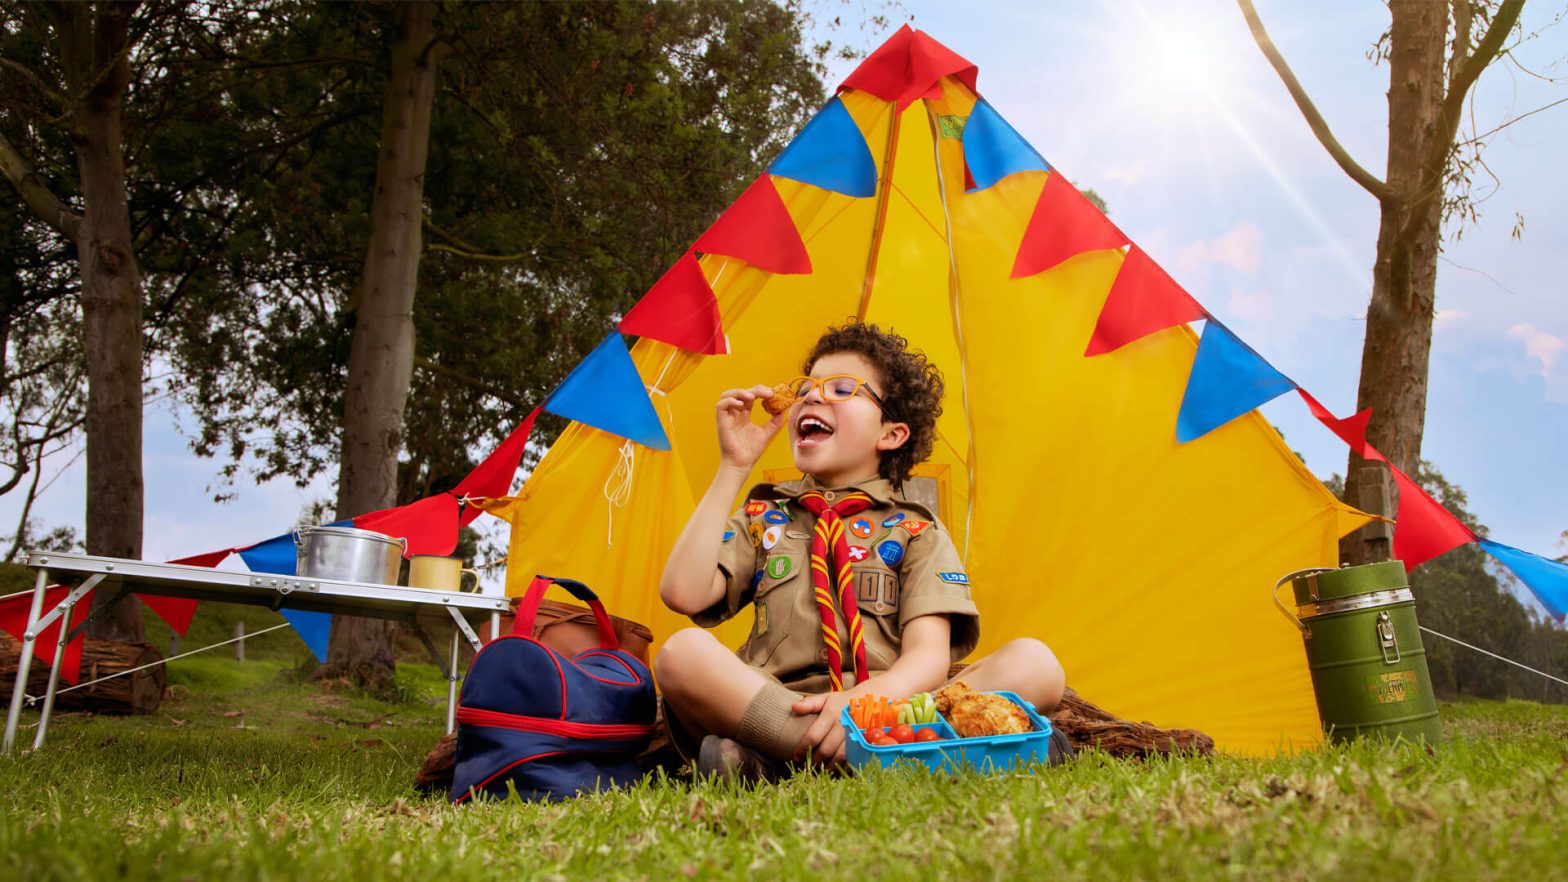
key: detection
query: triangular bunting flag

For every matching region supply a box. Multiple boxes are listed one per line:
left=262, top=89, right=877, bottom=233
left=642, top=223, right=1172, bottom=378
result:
left=962, top=100, right=1048, bottom=191
left=1478, top=539, right=1568, bottom=620
left=1012, top=171, right=1129, bottom=278
left=143, top=549, right=232, bottom=635
left=237, top=525, right=348, bottom=662
left=1176, top=322, right=1297, bottom=442
left=1389, top=465, right=1477, bottom=572
left=0, top=584, right=93, bottom=684
left=618, top=253, right=728, bottom=355
left=453, top=406, right=540, bottom=525
left=543, top=333, right=672, bottom=450
left=768, top=97, right=878, bottom=198
left=279, top=609, right=332, bottom=663
left=693, top=176, right=811, bottom=275
left=1086, top=246, right=1207, bottom=356
left=1297, top=389, right=1383, bottom=462
left=837, top=25, right=978, bottom=109
left=354, top=492, right=461, bottom=558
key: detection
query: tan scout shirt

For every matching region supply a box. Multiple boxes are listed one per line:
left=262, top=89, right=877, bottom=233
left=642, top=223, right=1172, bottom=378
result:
left=694, top=475, right=980, bottom=694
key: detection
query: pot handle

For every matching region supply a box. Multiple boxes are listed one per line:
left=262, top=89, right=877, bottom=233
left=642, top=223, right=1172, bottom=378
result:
left=1273, top=568, right=1332, bottom=638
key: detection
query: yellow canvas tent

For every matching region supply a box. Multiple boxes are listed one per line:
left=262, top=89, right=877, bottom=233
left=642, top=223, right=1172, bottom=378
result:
left=483, top=27, right=1372, bottom=755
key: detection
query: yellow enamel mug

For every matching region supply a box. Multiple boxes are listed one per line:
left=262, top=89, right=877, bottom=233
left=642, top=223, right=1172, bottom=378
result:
left=407, top=555, right=480, bottom=592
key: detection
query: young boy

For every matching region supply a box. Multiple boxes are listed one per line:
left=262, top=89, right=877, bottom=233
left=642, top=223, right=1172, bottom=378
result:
left=656, top=321, right=1066, bottom=776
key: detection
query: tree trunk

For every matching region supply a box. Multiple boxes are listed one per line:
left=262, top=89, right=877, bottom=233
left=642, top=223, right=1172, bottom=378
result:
left=58, top=4, right=147, bottom=639
left=1340, top=0, right=1448, bottom=566
left=324, top=2, right=441, bottom=690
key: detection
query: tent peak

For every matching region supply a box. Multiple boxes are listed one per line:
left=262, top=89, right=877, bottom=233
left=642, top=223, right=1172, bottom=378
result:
left=837, top=25, right=978, bottom=109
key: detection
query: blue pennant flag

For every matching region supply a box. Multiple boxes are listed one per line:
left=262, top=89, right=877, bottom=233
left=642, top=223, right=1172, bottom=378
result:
left=544, top=332, right=671, bottom=450
left=769, top=97, right=877, bottom=198
left=962, top=100, right=1049, bottom=191
left=1176, top=322, right=1297, bottom=443
left=237, top=523, right=347, bottom=662
left=1479, top=539, right=1568, bottom=620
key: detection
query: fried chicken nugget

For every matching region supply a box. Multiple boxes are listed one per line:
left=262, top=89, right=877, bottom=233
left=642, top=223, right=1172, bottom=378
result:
left=761, top=382, right=798, bottom=416
left=936, top=680, right=1033, bottom=738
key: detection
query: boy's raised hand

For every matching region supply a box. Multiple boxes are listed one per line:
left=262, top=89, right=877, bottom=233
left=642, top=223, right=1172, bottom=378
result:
left=715, top=385, right=787, bottom=472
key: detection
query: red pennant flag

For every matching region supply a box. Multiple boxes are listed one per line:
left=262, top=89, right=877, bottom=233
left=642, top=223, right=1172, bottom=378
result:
left=1389, top=465, right=1477, bottom=571
left=139, top=549, right=232, bottom=636
left=618, top=252, right=728, bottom=355
left=1012, top=171, right=1130, bottom=278
left=354, top=493, right=461, bottom=558
left=1296, top=389, right=1384, bottom=462
left=0, top=584, right=94, bottom=684
left=694, top=177, right=812, bottom=275
left=453, top=406, right=540, bottom=525
left=1085, top=246, right=1207, bottom=356
left=837, top=25, right=978, bottom=109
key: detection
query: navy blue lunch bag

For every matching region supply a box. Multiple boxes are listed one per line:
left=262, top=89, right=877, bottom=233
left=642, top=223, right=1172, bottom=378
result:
left=450, top=576, right=657, bottom=803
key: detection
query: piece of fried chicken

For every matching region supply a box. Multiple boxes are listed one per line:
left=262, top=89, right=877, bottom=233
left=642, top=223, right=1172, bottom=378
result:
left=935, top=681, right=1033, bottom=738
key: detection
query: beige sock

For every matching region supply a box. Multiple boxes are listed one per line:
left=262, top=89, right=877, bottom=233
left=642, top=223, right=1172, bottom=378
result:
left=736, top=681, right=812, bottom=760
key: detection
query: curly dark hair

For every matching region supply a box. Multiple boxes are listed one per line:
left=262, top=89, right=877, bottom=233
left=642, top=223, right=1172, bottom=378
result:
left=802, top=321, right=945, bottom=489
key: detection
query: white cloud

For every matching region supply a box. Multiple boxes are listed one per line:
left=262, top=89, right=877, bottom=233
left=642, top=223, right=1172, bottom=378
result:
left=1099, top=162, right=1146, bottom=187
left=1171, top=222, right=1265, bottom=279
left=1435, top=310, right=1469, bottom=329
left=1510, top=323, right=1564, bottom=377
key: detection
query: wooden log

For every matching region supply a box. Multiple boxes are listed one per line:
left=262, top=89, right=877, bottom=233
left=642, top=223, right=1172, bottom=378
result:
left=0, top=634, right=165, bottom=715
left=946, top=664, right=1214, bottom=758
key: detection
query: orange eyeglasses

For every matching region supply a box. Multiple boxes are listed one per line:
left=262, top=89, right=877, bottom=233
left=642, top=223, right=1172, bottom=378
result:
left=784, top=374, right=889, bottom=413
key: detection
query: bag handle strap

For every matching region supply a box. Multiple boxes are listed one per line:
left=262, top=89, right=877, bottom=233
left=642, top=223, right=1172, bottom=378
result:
left=513, top=575, right=620, bottom=651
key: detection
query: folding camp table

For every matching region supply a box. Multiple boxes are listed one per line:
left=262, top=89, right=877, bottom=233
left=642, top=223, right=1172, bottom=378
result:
left=3, top=549, right=510, bottom=755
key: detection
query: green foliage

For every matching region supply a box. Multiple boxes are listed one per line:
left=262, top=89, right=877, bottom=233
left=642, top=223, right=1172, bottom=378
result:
left=148, top=0, right=829, bottom=505
left=1404, top=461, right=1568, bottom=705
left=1, top=673, right=1565, bottom=880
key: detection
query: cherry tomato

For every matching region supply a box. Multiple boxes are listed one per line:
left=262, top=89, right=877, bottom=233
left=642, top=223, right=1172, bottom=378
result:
left=867, top=732, right=896, bottom=747
left=888, top=724, right=916, bottom=744
left=914, top=728, right=943, bottom=742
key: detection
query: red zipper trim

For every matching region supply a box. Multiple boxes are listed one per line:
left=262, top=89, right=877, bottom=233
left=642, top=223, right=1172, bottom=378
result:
left=456, top=706, right=655, bottom=739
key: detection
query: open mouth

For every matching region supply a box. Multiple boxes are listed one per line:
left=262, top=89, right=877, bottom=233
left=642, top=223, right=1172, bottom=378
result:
left=795, top=414, right=835, bottom=448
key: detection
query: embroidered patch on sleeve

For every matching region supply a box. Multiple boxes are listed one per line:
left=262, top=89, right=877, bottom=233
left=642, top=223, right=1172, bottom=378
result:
left=937, top=571, right=969, bottom=584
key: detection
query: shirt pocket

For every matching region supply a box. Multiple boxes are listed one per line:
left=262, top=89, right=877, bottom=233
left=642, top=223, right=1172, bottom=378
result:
left=852, top=564, right=902, bottom=670
left=740, top=553, right=802, bottom=668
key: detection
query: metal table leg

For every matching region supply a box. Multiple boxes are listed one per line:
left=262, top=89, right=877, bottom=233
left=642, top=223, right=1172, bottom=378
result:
left=33, top=590, right=83, bottom=750
left=445, top=626, right=460, bottom=735
left=3, top=569, right=49, bottom=754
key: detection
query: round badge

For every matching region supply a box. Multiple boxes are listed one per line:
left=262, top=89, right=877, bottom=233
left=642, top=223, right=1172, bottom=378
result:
left=763, top=510, right=789, bottom=525
left=849, top=518, right=873, bottom=539
left=881, top=512, right=906, bottom=528
left=765, top=555, right=792, bottom=580
left=876, top=540, right=905, bottom=566
left=762, top=525, right=783, bottom=550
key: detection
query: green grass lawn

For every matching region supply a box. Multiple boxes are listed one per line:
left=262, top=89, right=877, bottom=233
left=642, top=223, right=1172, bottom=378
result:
left=2, top=652, right=1566, bottom=881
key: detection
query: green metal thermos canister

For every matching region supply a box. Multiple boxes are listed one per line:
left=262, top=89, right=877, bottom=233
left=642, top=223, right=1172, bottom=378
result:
left=1274, top=562, right=1442, bottom=745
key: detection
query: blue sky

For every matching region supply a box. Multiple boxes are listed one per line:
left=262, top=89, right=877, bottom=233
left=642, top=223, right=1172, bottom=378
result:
left=7, top=1, right=1566, bottom=588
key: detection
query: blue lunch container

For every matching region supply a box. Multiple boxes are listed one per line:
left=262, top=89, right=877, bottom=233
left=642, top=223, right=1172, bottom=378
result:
left=840, top=690, right=1055, bottom=773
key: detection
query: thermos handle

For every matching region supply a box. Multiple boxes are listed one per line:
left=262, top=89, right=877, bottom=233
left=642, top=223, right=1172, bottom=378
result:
left=1273, top=568, right=1332, bottom=639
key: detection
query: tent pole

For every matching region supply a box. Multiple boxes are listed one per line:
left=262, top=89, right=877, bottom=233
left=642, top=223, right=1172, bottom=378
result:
left=923, top=100, right=981, bottom=563
left=857, top=101, right=903, bottom=319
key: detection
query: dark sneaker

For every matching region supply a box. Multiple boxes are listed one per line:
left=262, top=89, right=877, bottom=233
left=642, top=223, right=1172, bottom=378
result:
left=697, top=735, right=780, bottom=783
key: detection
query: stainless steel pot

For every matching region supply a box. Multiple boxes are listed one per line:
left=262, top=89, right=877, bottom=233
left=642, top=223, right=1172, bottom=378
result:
left=295, top=525, right=404, bottom=585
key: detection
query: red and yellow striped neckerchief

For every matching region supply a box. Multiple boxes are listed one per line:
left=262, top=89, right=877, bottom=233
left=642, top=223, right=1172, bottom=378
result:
left=796, top=490, right=874, bottom=690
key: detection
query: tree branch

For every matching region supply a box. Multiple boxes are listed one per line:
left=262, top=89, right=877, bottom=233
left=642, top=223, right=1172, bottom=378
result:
left=413, top=356, right=527, bottom=408
left=1236, top=0, right=1392, bottom=201
left=1422, top=0, right=1525, bottom=184
left=0, top=55, right=68, bottom=112
left=0, top=130, right=82, bottom=240
left=422, top=216, right=530, bottom=263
